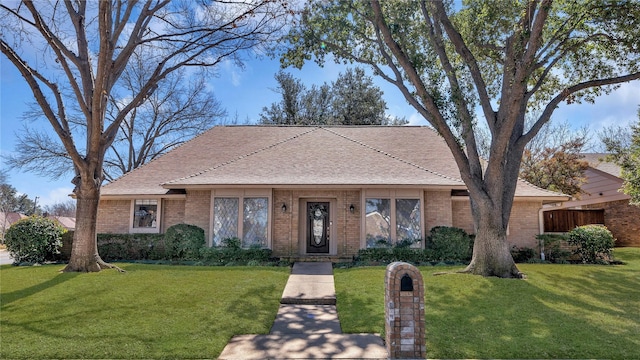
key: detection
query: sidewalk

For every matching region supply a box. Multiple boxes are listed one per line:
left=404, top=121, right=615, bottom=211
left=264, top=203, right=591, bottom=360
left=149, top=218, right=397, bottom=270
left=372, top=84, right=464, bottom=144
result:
left=218, top=262, right=387, bottom=359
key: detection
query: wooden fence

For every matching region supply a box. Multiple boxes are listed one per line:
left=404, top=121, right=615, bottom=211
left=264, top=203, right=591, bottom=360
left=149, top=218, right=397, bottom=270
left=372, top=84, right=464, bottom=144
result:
left=543, top=209, right=605, bottom=232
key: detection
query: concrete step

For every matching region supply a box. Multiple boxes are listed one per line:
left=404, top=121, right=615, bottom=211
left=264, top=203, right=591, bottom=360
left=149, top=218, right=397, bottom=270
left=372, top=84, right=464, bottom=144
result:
left=280, top=262, right=336, bottom=305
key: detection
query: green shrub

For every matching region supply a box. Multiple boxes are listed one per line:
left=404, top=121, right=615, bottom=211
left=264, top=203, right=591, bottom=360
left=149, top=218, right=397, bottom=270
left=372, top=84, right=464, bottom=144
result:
left=355, top=241, right=430, bottom=264
left=164, top=224, right=205, bottom=260
left=510, top=246, right=537, bottom=263
left=425, top=226, right=473, bottom=261
left=567, top=225, right=615, bottom=264
left=4, top=216, right=65, bottom=264
left=220, top=237, right=242, bottom=249
left=198, top=245, right=273, bottom=266
left=98, top=233, right=165, bottom=261
left=536, top=233, right=571, bottom=263
left=355, top=247, right=393, bottom=263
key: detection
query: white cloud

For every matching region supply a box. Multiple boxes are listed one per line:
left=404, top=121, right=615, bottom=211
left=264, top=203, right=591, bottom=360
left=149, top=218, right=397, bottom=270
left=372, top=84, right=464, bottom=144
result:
left=407, top=112, right=428, bottom=126
left=38, top=187, right=74, bottom=207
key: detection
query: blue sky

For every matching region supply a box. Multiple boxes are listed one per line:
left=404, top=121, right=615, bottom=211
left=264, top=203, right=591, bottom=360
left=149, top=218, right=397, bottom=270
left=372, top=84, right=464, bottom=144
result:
left=1, top=53, right=639, bottom=207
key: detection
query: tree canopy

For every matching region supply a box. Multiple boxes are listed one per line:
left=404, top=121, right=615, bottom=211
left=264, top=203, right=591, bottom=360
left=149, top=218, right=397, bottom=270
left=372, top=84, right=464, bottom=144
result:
left=520, top=120, right=589, bottom=196
left=1, top=0, right=291, bottom=272
left=259, top=67, right=405, bottom=125
left=281, top=0, right=640, bottom=277
left=601, top=107, right=640, bottom=206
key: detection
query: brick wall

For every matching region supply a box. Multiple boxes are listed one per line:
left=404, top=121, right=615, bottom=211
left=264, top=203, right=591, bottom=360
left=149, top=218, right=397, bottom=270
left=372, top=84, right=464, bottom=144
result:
left=162, top=199, right=186, bottom=232
left=508, top=201, right=542, bottom=249
left=184, top=190, right=211, bottom=242
left=451, top=200, right=474, bottom=234
left=272, top=189, right=361, bottom=258
left=96, top=200, right=130, bottom=233
left=446, top=198, right=543, bottom=250
left=273, top=190, right=294, bottom=257
left=584, top=200, right=640, bottom=247
left=425, top=190, right=452, bottom=231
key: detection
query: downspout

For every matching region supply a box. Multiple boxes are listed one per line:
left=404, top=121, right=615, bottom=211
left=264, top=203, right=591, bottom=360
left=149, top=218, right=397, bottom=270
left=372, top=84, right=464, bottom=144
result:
left=538, top=207, right=546, bottom=261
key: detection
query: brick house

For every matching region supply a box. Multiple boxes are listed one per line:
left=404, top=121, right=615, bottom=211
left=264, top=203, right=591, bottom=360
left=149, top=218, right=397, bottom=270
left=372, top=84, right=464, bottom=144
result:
left=542, top=154, right=640, bottom=247
left=97, top=126, right=567, bottom=259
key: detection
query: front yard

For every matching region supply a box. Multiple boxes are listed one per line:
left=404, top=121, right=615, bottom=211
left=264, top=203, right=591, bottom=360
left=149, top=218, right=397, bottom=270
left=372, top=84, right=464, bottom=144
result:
left=1, top=248, right=639, bottom=359
left=0, top=265, right=289, bottom=359
left=336, top=247, right=640, bottom=359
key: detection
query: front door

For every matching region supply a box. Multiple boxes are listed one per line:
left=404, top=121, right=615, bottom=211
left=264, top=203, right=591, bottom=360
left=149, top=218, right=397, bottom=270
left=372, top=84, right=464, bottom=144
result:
left=307, top=202, right=330, bottom=253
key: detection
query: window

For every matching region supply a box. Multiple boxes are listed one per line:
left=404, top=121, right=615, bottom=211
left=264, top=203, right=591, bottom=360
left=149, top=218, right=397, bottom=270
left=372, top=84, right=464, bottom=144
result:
left=242, top=197, right=268, bottom=247
left=395, top=199, right=421, bottom=248
left=213, top=196, right=269, bottom=248
left=213, top=198, right=239, bottom=244
left=365, top=198, right=391, bottom=248
left=131, top=199, right=160, bottom=233
left=365, top=195, right=422, bottom=248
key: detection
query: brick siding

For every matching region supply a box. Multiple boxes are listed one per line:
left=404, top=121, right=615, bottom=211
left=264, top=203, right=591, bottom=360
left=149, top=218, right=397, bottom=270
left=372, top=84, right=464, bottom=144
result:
left=450, top=198, right=543, bottom=250
left=161, top=199, right=186, bottom=233
left=184, top=190, right=211, bottom=242
left=272, top=189, right=361, bottom=258
left=97, top=200, right=130, bottom=233
left=425, top=190, right=453, bottom=230
left=584, top=200, right=640, bottom=247
left=509, top=201, right=543, bottom=249
left=96, top=188, right=548, bottom=254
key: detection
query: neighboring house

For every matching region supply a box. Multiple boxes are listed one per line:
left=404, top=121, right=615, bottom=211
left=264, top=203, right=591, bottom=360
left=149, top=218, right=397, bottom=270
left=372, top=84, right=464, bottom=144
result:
left=0, top=212, right=28, bottom=241
left=48, top=216, right=76, bottom=231
left=542, top=153, right=640, bottom=247
left=97, top=126, right=567, bottom=259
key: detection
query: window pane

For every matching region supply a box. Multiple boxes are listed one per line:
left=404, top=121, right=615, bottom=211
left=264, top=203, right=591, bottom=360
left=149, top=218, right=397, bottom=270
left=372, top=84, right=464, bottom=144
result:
left=365, top=198, right=391, bottom=248
left=396, top=198, right=421, bottom=247
left=213, top=198, right=238, bottom=246
left=133, top=199, right=157, bottom=228
left=243, top=197, right=268, bottom=248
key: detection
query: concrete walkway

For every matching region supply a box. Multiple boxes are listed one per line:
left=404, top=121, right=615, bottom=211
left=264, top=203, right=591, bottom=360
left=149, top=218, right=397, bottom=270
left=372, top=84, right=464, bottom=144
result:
left=218, top=262, right=388, bottom=359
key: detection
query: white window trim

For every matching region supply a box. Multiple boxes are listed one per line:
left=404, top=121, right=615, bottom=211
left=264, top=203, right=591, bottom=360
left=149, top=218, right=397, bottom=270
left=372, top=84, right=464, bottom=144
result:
left=361, top=189, right=425, bottom=248
left=210, top=189, right=272, bottom=248
left=129, top=198, right=162, bottom=234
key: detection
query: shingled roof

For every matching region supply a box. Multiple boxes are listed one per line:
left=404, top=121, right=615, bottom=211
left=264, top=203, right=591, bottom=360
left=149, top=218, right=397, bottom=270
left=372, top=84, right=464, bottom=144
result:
left=101, top=126, right=565, bottom=200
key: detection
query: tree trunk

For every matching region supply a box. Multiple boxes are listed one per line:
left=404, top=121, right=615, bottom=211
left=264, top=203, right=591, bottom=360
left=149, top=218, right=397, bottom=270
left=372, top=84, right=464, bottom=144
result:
left=62, top=177, right=122, bottom=272
left=462, top=204, right=524, bottom=278
left=62, top=181, right=101, bottom=272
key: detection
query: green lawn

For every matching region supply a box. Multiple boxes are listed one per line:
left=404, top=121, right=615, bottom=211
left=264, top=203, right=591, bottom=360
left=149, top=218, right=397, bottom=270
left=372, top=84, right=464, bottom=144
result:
left=335, top=247, right=640, bottom=359
left=2, top=250, right=640, bottom=359
left=0, top=264, right=289, bottom=359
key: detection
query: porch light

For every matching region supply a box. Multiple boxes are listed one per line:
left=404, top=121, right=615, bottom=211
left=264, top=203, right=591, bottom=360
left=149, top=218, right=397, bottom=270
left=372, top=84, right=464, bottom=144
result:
left=282, top=203, right=287, bottom=213
left=349, top=204, right=355, bottom=213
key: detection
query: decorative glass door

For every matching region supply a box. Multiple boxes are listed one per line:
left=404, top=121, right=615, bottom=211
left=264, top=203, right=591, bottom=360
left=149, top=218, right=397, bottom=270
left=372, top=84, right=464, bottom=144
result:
left=307, top=202, right=330, bottom=253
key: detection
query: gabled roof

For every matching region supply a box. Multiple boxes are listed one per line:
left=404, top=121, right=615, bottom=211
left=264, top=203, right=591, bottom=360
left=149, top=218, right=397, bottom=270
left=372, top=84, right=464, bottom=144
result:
left=0, top=212, right=28, bottom=231
left=581, top=153, right=622, bottom=178
left=101, top=125, right=564, bottom=200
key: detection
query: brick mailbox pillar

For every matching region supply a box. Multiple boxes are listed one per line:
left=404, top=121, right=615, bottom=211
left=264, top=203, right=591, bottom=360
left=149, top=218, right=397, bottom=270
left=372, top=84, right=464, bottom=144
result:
left=385, top=262, right=426, bottom=359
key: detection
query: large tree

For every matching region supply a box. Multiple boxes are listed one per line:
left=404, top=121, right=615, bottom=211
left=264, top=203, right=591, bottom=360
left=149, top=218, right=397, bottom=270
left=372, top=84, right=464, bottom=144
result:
left=259, top=67, right=405, bottom=125
left=1, top=0, right=289, bottom=272
left=103, top=56, right=227, bottom=181
left=601, top=107, right=640, bottom=206
left=520, top=120, right=589, bottom=196
left=282, top=0, right=640, bottom=277
left=9, top=52, right=227, bottom=182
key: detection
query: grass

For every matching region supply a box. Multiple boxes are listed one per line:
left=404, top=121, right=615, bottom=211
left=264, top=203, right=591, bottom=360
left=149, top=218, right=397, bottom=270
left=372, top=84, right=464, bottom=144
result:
left=2, top=250, right=639, bottom=359
left=335, top=247, right=640, bottom=359
left=0, top=264, right=289, bottom=359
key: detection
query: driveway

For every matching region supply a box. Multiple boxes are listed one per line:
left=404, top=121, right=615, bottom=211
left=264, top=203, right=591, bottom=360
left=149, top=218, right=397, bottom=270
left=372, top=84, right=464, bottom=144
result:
left=0, top=249, right=14, bottom=265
